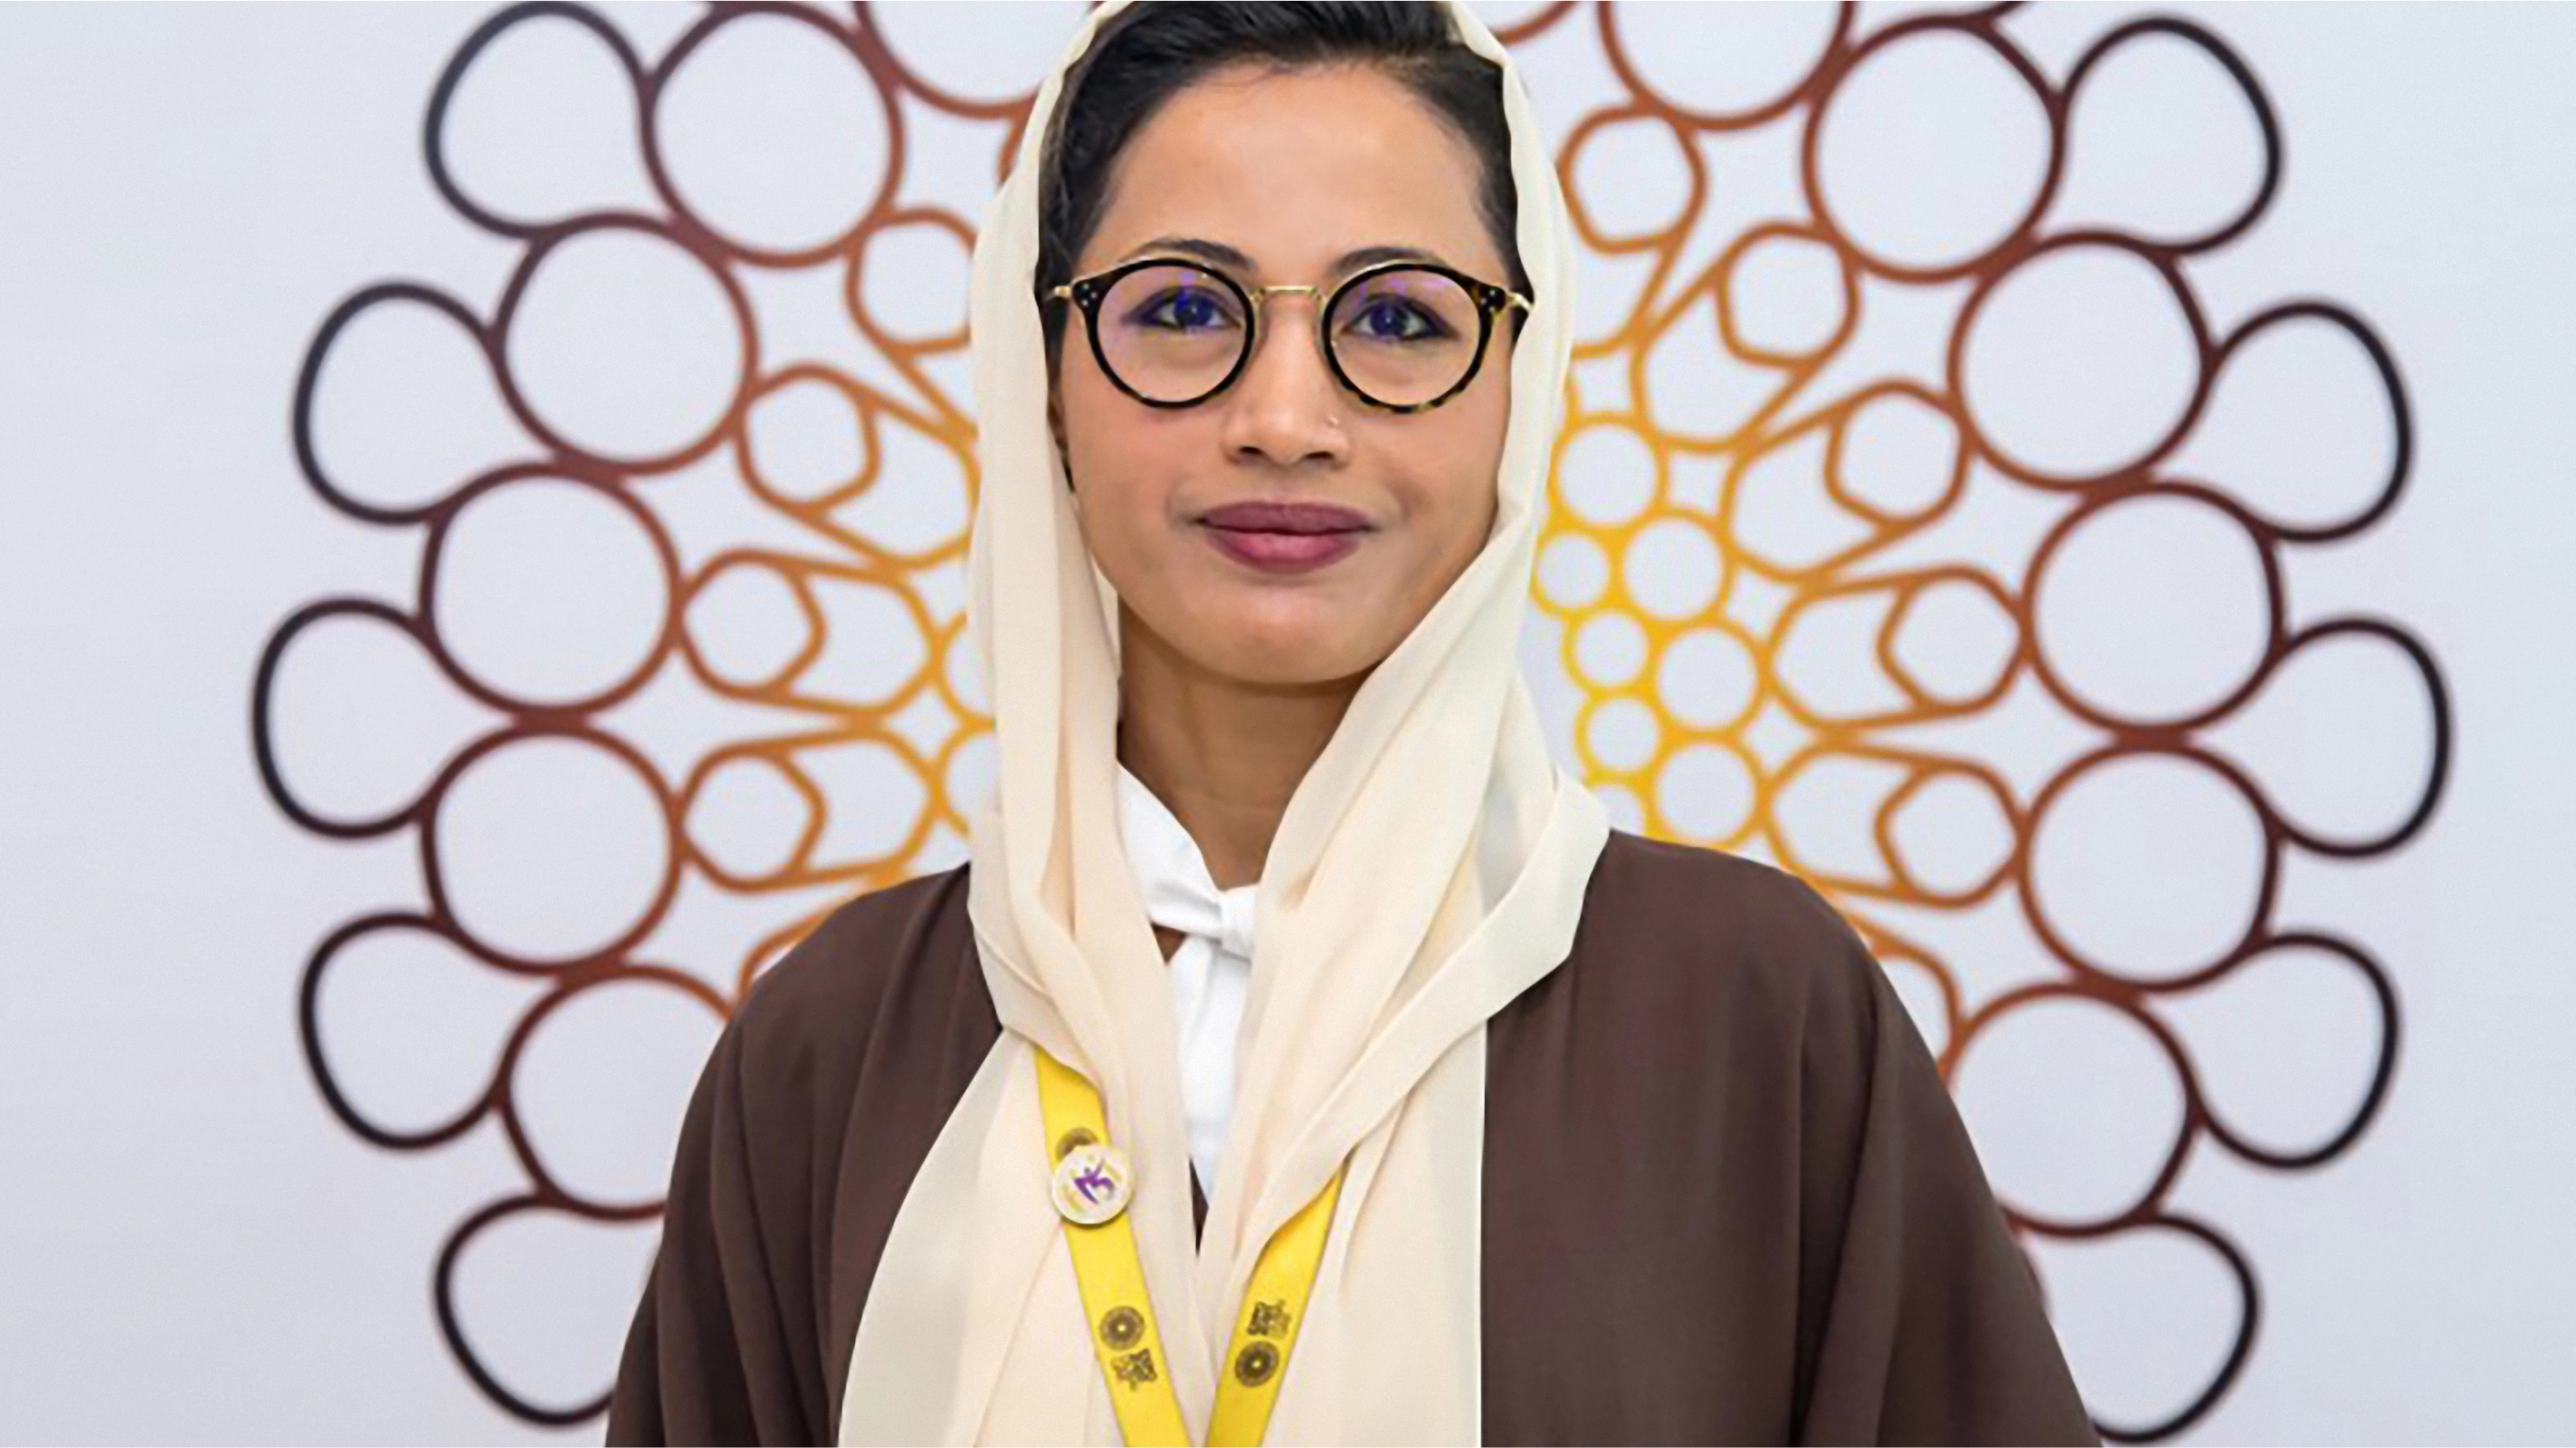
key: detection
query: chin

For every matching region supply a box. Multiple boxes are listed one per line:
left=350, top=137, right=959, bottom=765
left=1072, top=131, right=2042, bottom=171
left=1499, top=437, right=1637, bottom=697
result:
left=1190, top=616, right=1381, bottom=690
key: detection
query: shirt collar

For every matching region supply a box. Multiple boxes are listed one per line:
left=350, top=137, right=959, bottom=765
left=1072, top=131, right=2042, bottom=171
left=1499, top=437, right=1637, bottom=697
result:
left=1114, top=762, right=1259, bottom=961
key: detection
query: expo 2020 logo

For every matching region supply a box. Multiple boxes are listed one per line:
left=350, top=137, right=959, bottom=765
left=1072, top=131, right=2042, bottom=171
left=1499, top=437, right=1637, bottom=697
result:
left=253, top=3, right=2449, bottom=1439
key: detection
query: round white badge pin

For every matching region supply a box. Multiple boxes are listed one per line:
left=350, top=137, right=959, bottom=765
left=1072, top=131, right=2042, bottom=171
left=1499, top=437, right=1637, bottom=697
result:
left=1052, top=1139, right=1134, bottom=1225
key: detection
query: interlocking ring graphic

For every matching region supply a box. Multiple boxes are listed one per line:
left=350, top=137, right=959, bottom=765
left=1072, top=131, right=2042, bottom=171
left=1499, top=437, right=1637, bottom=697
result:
left=255, top=4, right=2448, bottom=1438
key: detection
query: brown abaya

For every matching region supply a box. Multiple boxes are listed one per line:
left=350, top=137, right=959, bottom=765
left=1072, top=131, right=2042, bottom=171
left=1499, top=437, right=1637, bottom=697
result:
left=606, top=831, right=2097, bottom=1446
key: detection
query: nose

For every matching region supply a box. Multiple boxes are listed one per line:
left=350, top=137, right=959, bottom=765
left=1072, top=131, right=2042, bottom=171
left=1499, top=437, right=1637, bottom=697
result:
left=1217, top=292, right=1353, bottom=470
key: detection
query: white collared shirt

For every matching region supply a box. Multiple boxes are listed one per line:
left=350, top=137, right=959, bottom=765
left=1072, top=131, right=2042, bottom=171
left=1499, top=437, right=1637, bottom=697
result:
left=1113, top=763, right=1255, bottom=1198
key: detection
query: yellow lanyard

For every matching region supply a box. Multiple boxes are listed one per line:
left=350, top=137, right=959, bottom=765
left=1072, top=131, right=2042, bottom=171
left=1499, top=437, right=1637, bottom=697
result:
left=1034, top=1046, right=1345, bottom=1447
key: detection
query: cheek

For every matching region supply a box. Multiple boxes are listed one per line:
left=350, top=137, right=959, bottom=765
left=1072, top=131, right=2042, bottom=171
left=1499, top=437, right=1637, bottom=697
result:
left=1379, top=448, right=1501, bottom=598
left=1423, top=397, right=1510, bottom=540
left=1059, top=385, right=1195, bottom=569
left=1057, top=368, right=1138, bottom=501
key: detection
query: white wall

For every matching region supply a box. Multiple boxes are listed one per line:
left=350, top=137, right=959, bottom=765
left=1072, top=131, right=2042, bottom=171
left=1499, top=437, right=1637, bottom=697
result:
left=0, top=4, right=2568, bottom=1443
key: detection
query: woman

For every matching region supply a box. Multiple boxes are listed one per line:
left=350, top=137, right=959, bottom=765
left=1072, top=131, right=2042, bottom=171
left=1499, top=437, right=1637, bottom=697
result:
left=607, top=3, right=2096, bottom=1444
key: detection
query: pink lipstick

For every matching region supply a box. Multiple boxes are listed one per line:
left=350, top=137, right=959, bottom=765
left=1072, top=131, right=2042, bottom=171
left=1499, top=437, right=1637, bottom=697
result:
left=1198, top=500, right=1372, bottom=575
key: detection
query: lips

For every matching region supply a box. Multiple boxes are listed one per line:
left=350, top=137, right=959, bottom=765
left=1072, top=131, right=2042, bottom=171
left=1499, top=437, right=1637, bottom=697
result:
left=1197, top=499, right=1370, bottom=574
left=1199, top=500, right=1373, bottom=535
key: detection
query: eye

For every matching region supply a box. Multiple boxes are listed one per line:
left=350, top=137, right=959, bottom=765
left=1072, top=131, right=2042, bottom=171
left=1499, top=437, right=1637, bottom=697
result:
left=1132, top=284, right=1241, bottom=333
left=1352, top=299, right=1441, bottom=341
left=1334, top=275, right=1466, bottom=345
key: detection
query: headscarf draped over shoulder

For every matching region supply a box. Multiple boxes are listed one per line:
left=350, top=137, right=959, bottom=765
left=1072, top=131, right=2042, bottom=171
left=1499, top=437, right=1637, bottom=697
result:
left=839, top=4, right=1606, bottom=1439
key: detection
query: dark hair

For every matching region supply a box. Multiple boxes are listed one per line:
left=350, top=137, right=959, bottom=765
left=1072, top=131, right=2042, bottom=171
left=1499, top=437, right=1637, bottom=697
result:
left=1034, top=1, right=1529, bottom=368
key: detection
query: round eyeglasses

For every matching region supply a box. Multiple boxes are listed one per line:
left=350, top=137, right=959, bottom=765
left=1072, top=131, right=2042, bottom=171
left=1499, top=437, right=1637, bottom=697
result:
left=1046, top=257, right=1531, bottom=413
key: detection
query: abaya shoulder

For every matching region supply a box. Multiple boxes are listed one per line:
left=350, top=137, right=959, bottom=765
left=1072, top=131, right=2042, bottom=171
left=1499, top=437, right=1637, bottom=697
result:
left=606, top=832, right=2097, bottom=1446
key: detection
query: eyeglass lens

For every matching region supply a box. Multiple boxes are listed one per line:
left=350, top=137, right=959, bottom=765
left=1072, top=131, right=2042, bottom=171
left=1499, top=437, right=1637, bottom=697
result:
left=1093, top=263, right=1485, bottom=408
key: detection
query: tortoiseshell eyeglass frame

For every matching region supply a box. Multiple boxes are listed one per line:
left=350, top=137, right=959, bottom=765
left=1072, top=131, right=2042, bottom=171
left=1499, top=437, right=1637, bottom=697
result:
left=1043, top=255, right=1533, bottom=414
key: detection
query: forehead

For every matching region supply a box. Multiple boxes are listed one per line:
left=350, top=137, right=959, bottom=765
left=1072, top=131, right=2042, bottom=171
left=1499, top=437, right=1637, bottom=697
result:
left=1083, top=63, right=1505, bottom=284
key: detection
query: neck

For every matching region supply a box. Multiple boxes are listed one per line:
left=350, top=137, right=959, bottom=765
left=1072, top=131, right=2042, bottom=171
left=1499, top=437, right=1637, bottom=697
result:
left=1113, top=603, right=1363, bottom=892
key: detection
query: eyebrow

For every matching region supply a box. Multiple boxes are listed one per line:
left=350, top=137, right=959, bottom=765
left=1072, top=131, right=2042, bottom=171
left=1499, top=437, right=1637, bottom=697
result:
left=1114, top=234, right=1453, bottom=278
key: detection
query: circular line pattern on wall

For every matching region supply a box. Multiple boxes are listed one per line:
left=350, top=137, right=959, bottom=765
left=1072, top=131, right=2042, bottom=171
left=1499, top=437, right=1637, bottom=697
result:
left=256, top=4, right=2448, bottom=1438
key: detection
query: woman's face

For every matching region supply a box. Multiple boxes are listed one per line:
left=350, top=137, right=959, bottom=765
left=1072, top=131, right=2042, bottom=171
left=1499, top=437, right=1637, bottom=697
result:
left=1049, top=63, right=1516, bottom=690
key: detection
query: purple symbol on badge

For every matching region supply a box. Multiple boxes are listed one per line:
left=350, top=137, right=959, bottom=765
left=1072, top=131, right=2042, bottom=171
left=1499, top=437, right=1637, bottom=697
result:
left=1075, top=1164, right=1114, bottom=1202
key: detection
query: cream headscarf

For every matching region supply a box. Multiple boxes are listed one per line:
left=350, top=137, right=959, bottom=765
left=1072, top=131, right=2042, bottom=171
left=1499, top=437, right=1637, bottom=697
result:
left=840, top=3, right=1606, bottom=1441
